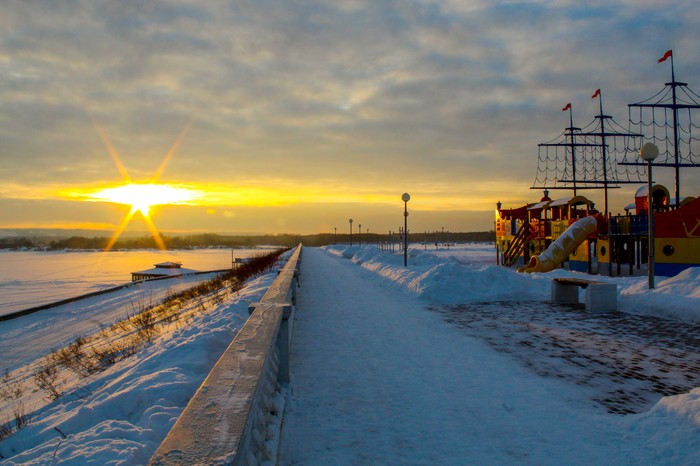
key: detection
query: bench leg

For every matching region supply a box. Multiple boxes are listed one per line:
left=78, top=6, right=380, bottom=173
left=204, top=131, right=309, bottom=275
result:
left=585, top=284, right=617, bottom=312
left=551, top=282, right=579, bottom=304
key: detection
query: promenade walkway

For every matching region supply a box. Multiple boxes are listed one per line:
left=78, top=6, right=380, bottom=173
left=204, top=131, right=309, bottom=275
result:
left=277, top=248, right=661, bottom=465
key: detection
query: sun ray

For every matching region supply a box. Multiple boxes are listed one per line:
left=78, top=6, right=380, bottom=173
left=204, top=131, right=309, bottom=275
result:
left=151, top=118, right=192, bottom=183
left=87, top=112, right=131, bottom=182
left=103, top=208, right=137, bottom=252
left=141, top=212, right=168, bottom=251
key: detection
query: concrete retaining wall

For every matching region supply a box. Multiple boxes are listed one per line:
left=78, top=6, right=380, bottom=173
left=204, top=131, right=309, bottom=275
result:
left=149, top=244, right=302, bottom=465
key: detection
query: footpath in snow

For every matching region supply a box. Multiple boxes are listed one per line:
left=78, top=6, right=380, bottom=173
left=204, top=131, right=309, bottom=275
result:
left=279, top=246, right=700, bottom=465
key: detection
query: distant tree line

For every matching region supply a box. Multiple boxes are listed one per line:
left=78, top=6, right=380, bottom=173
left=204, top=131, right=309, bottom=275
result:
left=0, top=237, right=36, bottom=249
left=0, top=230, right=495, bottom=250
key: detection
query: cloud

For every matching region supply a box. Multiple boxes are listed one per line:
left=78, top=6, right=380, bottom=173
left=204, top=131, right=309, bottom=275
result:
left=2, top=0, right=700, bottom=232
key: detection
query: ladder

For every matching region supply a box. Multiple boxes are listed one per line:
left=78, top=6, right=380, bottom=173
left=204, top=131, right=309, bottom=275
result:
left=502, top=220, right=530, bottom=267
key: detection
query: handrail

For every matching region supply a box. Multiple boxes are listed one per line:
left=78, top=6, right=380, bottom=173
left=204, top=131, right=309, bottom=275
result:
left=149, top=244, right=302, bottom=465
left=502, top=221, right=529, bottom=267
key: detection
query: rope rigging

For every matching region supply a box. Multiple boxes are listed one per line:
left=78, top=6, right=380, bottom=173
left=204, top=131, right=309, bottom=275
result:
left=531, top=99, right=643, bottom=214
left=532, top=52, right=700, bottom=212
left=621, top=52, right=700, bottom=207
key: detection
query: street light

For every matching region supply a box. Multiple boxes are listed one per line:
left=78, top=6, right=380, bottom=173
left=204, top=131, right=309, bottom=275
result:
left=359, top=224, right=362, bottom=246
left=349, top=219, right=353, bottom=245
left=402, top=193, right=410, bottom=267
left=640, top=142, right=659, bottom=289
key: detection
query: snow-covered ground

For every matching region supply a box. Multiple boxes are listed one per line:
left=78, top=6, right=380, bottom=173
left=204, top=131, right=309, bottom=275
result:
left=0, top=272, right=222, bottom=372
left=1, top=243, right=699, bottom=464
left=0, top=265, right=280, bottom=464
left=335, top=242, right=700, bottom=322
left=280, top=244, right=700, bottom=465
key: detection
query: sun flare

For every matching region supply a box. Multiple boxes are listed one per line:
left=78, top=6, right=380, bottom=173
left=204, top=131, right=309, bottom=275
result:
left=77, top=117, right=198, bottom=251
left=91, top=183, right=201, bottom=215
left=82, top=182, right=202, bottom=252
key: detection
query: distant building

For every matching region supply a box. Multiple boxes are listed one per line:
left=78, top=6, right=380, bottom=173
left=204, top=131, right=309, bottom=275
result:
left=131, top=261, right=199, bottom=282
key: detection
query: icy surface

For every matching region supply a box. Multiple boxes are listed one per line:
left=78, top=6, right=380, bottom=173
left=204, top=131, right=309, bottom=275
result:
left=0, top=272, right=221, bottom=372
left=0, top=248, right=268, bottom=315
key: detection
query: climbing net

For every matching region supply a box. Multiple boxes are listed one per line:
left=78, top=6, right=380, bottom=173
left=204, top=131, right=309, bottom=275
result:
left=624, top=83, right=700, bottom=167
left=531, top=115, right=644, bottom=191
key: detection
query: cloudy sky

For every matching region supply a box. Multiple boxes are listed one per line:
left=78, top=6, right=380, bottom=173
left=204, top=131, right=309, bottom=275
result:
left=2, top=0, right=700, bottom=235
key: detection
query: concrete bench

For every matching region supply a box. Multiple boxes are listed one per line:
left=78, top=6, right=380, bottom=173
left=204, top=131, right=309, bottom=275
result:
left=551, top=277, right=617, bottom=312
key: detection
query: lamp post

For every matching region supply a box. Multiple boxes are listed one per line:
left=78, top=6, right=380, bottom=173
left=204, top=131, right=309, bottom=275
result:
left=349, top=218, right=353, bottom=246
left=359, top=224, right=362, bottom=246
left=402, top=193, right=410, bottom=267
left=640, top=142, right=659, bottom=289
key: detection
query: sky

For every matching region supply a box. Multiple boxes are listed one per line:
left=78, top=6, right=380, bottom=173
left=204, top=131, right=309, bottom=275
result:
left=2, top=0, right=700, bottom=235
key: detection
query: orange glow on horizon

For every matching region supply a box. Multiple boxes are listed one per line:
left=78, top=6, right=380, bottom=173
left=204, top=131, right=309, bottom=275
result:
left=59, top=179, right=512, bottom=212
left=92, top=183, right=197, bottom=250
left=89, top=183, right=201, bottom=216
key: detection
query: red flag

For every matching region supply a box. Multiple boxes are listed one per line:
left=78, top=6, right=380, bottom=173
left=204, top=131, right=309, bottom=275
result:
left=562, top=103, right=571, bottom=111
left=658, top=50, right=672, bottom=63
left=592, top=89, right=601, bottom=99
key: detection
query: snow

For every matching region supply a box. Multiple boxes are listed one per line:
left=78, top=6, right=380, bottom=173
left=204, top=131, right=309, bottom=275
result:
left=328, top=243, right=700, bottom=321
left=280, top=244, right=700, bottom=464
left=0, top=272, right=222, bottom=372
left=0, top=269, right=278, bottom=464
left=1, top=243, right=700, bottom=464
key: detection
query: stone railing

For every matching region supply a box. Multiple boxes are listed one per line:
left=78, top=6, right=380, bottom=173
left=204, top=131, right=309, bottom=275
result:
left=149, top=244, right=302, bottom=465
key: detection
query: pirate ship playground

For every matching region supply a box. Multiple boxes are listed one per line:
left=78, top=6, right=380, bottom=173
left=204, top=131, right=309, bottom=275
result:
left=496, top=50, right=700, bottom=278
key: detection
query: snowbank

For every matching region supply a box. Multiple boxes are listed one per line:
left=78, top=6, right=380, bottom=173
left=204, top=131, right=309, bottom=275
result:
left=0, top=274, right=276, bottom=464
left=325, top=243, right=700, bottom=322
left=281, top=246, right=700, bottom=465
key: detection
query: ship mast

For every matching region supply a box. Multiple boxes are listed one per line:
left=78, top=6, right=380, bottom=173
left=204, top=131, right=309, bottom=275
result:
left=567, top=104, right=577, bottom=196
left=580, top=89, right=643, bottom=215
left=623, top=50, right=700, bottom=208
left=535, top=103, right=604, bottom=196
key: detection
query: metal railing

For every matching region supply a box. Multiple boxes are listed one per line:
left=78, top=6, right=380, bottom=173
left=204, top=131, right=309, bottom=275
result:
left=501, top=220, right=529, bottom=267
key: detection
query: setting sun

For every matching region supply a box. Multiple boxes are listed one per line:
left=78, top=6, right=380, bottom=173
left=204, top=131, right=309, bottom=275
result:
left=82, top=182, right=202, bottom=251
left=91, top=183, right=201, bottom=215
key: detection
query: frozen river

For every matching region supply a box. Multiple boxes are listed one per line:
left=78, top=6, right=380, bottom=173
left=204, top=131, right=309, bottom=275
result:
left=0, top=248, right=271, bottom=316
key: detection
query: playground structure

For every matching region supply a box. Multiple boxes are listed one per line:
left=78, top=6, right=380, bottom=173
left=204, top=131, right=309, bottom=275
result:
left=497, top=188, right=700, bottom=277
left=496, top=51, right=700, bottom=277
left=518, top=215, right=598, bottom=274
